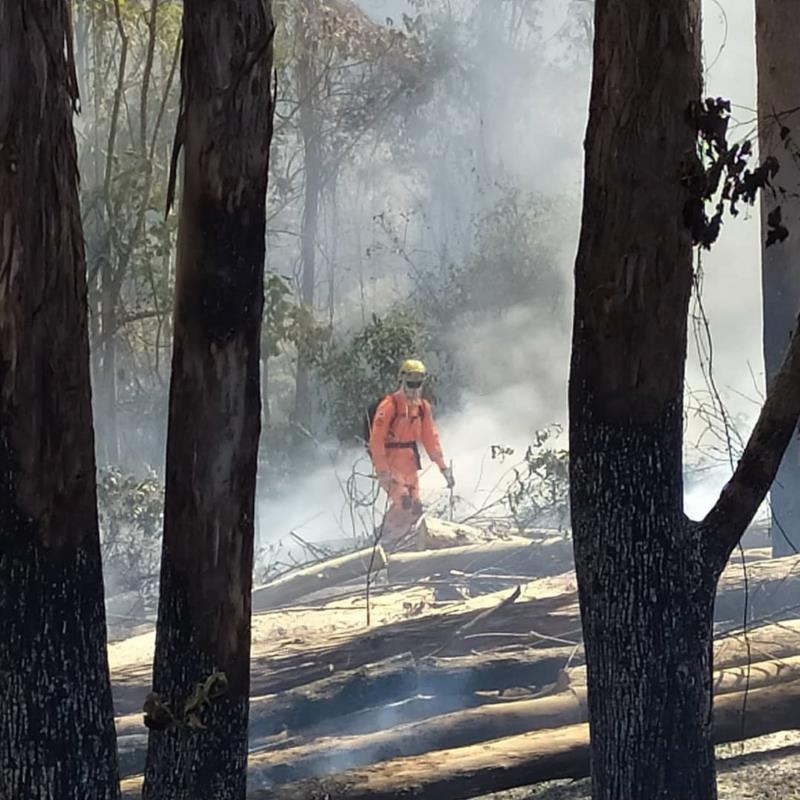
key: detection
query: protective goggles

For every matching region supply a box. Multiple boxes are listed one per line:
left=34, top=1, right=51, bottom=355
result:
left=402, top=377, right=425, bottom=389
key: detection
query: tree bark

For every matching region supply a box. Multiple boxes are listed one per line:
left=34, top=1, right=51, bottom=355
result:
left=571, top=1, right=800, bottom=798
left=142, top=3, right=275, bottom=799
left=569, top=2, right=717, bottom=798
left=0, top=3, right=120, bottom=798
left=756, top=0, right=800, bottom=557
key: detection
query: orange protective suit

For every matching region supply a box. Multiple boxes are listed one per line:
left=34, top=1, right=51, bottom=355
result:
left=369, top=390, right=447, bottom=549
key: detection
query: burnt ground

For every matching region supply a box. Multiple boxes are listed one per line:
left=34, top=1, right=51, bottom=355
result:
left=478, top=731, right=800, bottom=799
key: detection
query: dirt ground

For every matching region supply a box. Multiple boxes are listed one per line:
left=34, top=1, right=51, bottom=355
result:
left=478, top=731, right=800, bottom=800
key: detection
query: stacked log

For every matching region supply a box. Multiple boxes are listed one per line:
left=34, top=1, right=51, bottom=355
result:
left=251, top=679, right=800, bottom=800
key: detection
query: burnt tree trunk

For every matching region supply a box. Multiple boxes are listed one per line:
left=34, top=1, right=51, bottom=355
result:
left=757, top=0, right=800, bottom=557
left=0, top=3, right=120, bottom=799
left=569, top=1, right=800, bottom=799
left=292, top=0, right=322, bottom=433
left=141, top=2, right=275, bottom=799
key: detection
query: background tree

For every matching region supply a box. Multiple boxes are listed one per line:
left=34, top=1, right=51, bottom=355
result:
left=141, top=1, right=275, bottom=798
left=756, top=0, right=800, bottom=557
left=74, top=0, right=182, bottom=468
left=569, top=1, right=800, bottom=798
left=0, top=2, right=120, bottom=798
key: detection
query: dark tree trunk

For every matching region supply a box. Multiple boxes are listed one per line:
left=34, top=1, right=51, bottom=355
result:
left=756, top=0, right=800, bottom=557
left=0, top=3, right=120, bottom=799
left=568, top=1, right=717, bottom=797
left=293, top=0, right=321, bottom=433
left=142, top=2, right=275, bottom=799
left=571, top=2, right=800, bottom=799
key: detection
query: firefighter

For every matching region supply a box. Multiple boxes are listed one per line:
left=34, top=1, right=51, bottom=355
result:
left=368, top=359, right=454, bottom=549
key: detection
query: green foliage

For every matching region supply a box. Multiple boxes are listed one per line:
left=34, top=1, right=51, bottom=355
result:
left=97, top=466, right=163, bottom=606
left=264, top=273, right=330, bottom=362
left=492, top=425, right=570, bottom=531
left=320, top=308, right=432, bottom=442
left=433, top=189, right=565, bottom=323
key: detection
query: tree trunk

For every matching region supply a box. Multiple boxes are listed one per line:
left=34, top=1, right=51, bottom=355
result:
left=293, top=0, right=322, bottom=433
left=756, top=0, right=800, bottom=557
left=570, top=1, right=800, bottom=798
left=0, top=3, right=120, bottom=798
left=141, top=3, right=275, bottom=799
left=569, top=2, right=716, bottom=798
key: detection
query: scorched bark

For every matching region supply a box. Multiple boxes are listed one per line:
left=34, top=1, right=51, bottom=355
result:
left=0, top=2, right=120, bottom=798
left=142, top=2, right=275, bottom=799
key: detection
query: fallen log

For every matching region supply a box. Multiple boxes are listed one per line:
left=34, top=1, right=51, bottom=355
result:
left=415, top=517, right=519, bottom=549
left=250, top=678, right=800, bottom=799
left=250, top=586, right=579, bottom=696
left=249, top=686, right=586, bottom=785
left=254, top=555, right=800, bottom=693
left=116, top=645, right=577, bottom=778
left=249, top=652, right=417, bottom=738
left=252, top=545, right=388, bottom=612
left=387, top=537, right=565, bottom=583
left=714, top=618, right=800, bottom=667
left=249, top=652, right=800, bottom=785
left=112, top=559, right=800, bottom=718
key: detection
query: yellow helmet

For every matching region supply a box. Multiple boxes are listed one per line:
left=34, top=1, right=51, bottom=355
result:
left=399, top=359, right=426, bottom=397
left=399, top=359, right=426, bottom=379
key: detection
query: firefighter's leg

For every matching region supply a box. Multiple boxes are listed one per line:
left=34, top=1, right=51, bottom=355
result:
left=378, top=457, right=421, bottom=551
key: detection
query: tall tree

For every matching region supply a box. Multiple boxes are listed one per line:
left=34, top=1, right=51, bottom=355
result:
left=292, top=0, right=322, bottom=432
left=569, top=1, right=800, bottom=798
left=757, top=0, right=800, bottom=557
left=0, top=3, right=120, bottom=799
left=142, top=1, right=275, bottom=798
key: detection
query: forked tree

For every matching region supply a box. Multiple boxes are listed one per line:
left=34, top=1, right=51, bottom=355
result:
left=570, top=1, right=800, bottom=798
left=142, top=1, right=275, bottom=798
left=0, top=2, right=119, bottom=798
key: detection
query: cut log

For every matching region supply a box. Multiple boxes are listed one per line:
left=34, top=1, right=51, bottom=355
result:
left=387, top=537, right=569, bottom=583
left=256, top=555, right=800, bottom=693
left=248, top=687, right=587, bottom=785
left=249, top=651, right=800, bottom=785
left=252, top=545, right=388, bottom=611
left=568, top=652, right=800, bottom=695
left=714, top=618, right=800, bottom=667
left=248, top=653, right=417, bottom=738
left=416, top=517, right=526, bottom=550
left=250, top=679, right=800, bottom=799
left=249, top=584, right=579, bottom=697
left=116, top=646, right=576, bottom=778
left=113, top=558, right=800, bottom=720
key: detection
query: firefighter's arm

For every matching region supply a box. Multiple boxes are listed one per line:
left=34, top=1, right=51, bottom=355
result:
left=369, top=396, right=395, bottom=476
left=420, top=400, right=447, bottom=471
